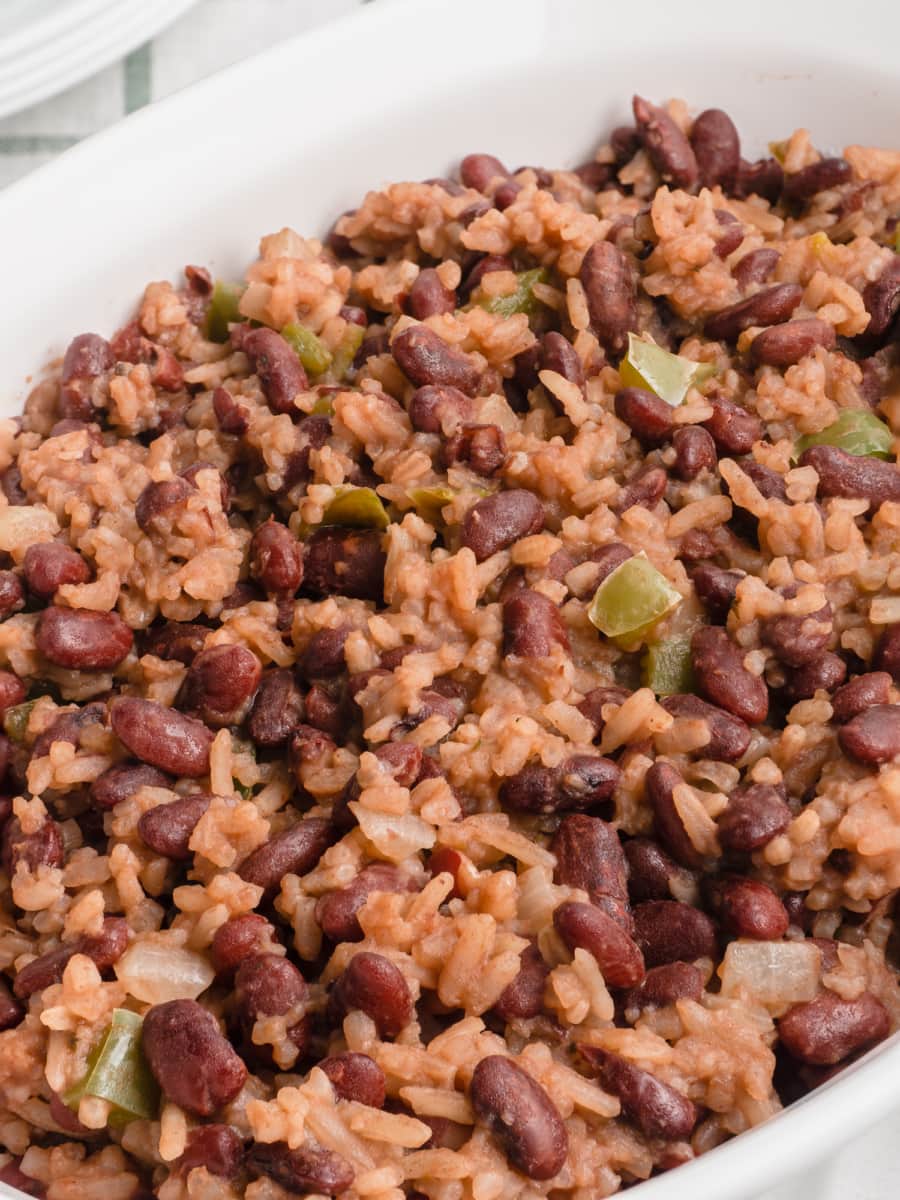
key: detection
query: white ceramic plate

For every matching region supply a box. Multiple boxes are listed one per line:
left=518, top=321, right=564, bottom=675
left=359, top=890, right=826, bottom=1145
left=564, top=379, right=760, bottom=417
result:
left=0, top=0, right=199, bottom=120
left=2, top=0, right=900, bottom=1196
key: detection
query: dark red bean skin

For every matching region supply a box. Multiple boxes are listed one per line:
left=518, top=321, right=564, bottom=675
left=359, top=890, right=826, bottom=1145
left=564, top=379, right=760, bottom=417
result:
left=330, top=952, right=413, bottom=1039
left=707, top=877, right=789, bottom=940
left=832, top=672, right=892, bottom=723
left=554, top=901, right=645, bottom=988
left=801, top=445, right=900, bottom=506
left=734, top=157, right=784, bottom=204
left=704, top=284, right=803, bottom=342
left=713, top=211, right=745, bottom=259
left=303, top=528, right=386, bottom=603
left=717, top=783, right=791, bottom=853
left=392, top=326, right=481, bottom=395
left=579, top=543, right=635, bottom=599
left=318, top=1053, right=386, bottom=1107
left=248, top=669, right=304, bottom=748
left=691, top=108, right=740, bottom=190
left=460, top=154, right=509, bottom=191
left=540, top=331, right=585, bottom=392
left=315, top=865, right=416, bottom=943
left=462, top=489, right=544, bottom=562
left=238, top=817, right=334, bottom=895
left=0, top=978, right=24, bottom=1030
left=691, top=626, right=769, bottom=725
left=407, top=268, right=456, bottom=319
left=839, top=704, right=900, bottom=764
left=29, top=701, right=103, bottom=761
left=137, top=794, right=211, bottom=861
left=13, top=918, right=128, bottom=999
left=762, top=602, right=833, bottom=669
left=673, top=426, right=717, bottom=481
left=110, top=698, right=214, bottom=778
left=875, top=625, right=900, bottom=683
left=246, top=1142, right=354, bottom=1197
left=460, top=254, right=514, bottom=302
left=36, top=606, right=133, bottom=671
left=778, top=990, right=890, bottom=1065
left=469, top=1055, right=568, bottom=1181
left=90, top=762, right=170, bottom=811
left=633, top=901, right=717, bottom=967
left=493, top=942, right=549, bottom=1021
left=210, top=914, right=278, bottom=981
left=633, top=96, right=698, bottom=191
left=615, top=388, right=675, bottom=446
left=621, top=962, right=704, bottom=1013
left=0, top=1159, right=45, bottom=1199
left=615, top=466, right=668, bottom=515
left=502, top=588, right=569, bottom=658
left=250, top=519, right=304, bottom=596
left=661, top=694, right=751, bottom=763
left=0, top=571, right=25, bottom=619
left=234, top=953, right=309, bottom=1059
left=143, top=621, right=208, bottom=666
left=0, top=672, right=25, bottom=717
left=577, top=685, right=631, bottom=737
left=442, top=423, right=507, bottom=476
left=580, top=241, right=637, bottom=356
left=690, top=563, right=743, bottom=624
left=143, top=999, right=247, bottom=1116
left=750, top=319, right=836, bottom=367
left=783, top=157, right=853, bottom=204
left=242, top=328, right=308, bottom=415
left=408, top=384, right=473, bottom=433
left=23, top=543, right=89, bottom=598
left=177, top=1126, right=244, bottom=1179
left=575, top=161, right=616, bottom=190
left=298, top=626, right=350, bottom=680
left=213, top=386, right=249, bottom=436
left=862, top=258, right=900, bottom=339
left=182, top=644, right=261, bottom=727
left=784, top=651, right=847, bottom=703
left=644, top=761, right=702, bottom=868
left=4, top=817, right=64, bottom=876
left=734, top=247, right=781, bottom=290
left=60, top=333, right=113, bottom=419
left=579, top=1045, right=698, bottom=1140
left=702, top=393, right=763, bottom=456
left=500, top=755, right=620, bottom=815
left=551, top=814, right=628, bottom=905
left=135, top=478, right=194, bottom=535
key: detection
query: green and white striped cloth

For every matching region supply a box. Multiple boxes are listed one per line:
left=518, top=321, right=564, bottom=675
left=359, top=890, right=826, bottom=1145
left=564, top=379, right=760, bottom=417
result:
left=0, top=0, right=374, bottom=189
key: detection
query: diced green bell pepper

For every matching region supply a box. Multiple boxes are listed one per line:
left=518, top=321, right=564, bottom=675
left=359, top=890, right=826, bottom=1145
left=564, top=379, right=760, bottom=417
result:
left=619, top=332, right=716, bottom=407
left=480, top=268, right=549, bottom=318
left=330, top=324, right=366, bottom=382
left=321, top=486, right=389, bottom=530
left=3, top=701, right=35, bottom=744
left=408, top=485, right=455, bottom=525
left=642, top=635, right=695, bottom=695
left=281, top=323, right=333, bottom=377
left=64, top=1009, right=159, bottom=1124
left=589, top=555, right=682, bottom=640
left=204, top=281, right=245, bottom=343
left=795, top=409, right=893, bottom=460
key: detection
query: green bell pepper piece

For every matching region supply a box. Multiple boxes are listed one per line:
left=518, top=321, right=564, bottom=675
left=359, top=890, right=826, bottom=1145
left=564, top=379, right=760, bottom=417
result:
left=321, top=486, right=389, bottom=530
left=281, top=323, right=333, bottom=377
left=330, top=323, right=365, bottom=382
left=641, top=635, right=695, bottom=695
left=480, top=268, right=549, bottom=318
left=795, top=409, right=894, bottom=460
left=408, top=485, right=455, bottom=525
left=589, top=556, right=682, bottom=640
left=204, top=281, right=245, bottom=343
left=3, top=701, right=35, bottom=744
left=619, top=332, right=716, bottom=407
left=64, top=1009, right=159, bottom=1123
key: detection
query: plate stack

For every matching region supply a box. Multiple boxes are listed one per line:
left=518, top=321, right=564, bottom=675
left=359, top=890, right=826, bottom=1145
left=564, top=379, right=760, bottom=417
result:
left=0, top=0, right=199, bottom=120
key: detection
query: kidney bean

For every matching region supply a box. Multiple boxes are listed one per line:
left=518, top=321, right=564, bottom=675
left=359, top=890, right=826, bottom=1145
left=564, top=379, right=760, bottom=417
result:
left=461, top=489, right=544, bottom=562
left=330, top=951, right=413, bottom=1038
left=316, top=865, right=416, bottom=943
left=615, top=465, right=669, bottom=515
left=632, top=95, right=698, bottom=191
left=762, top=600, right=833, bottom=669
left=392, top=326, right=481, bottom=395
left=875, top=624, right=900, bottom=683
left=143, top=621, right=208, bottom=665
left=500, top=755, right=620, bottom=814
left=0, top=672, right=24, bottom=719
left=672, top=426, right=717, bottom=481
left=615, top=387, right=675, bottom=446
left=707, top=876, right=788, bottom=940
left=238, top=817, right=334, bottom=894
left=705, top=283, right=803, bottom=342
left=13, top=917, right=128, bottom=999
left=700, top=393, right=763, bottom=456
left=210, top=914, right=278, bottom=982
left=540, top=331, right=585, bottom=394
left=429, top=845, right=464, bottom=898
left=459, top=253, right=513, bottom=302
left=469, top=1055, right=567, bottom=1180
left=212, top=386, right=249, bottom=436
left=784, top=157, right=853, bottom=204
left=460, top=153, right=509, bottom=191
left=691, top=108, right=740, bottom=190
left=751, top=318, right=836, bottom=367
left=303, top=528, right=386, bottom=603
left=353, top=330, right=390, bottom=368
left=182, top=644, right=261, bottom=727
left=493, top=942, right=549, bottom=1021
left=408, top=384, right=473, bottom=433
left=832, top=672, right=892, bottom=723
left=717, top=783, right=791, bottom=853
left=319, top=1052, right=386, bottom=1107
left=144, top=998, right=246, bottom=1116
left=577, top=685, right=631, bottom=737
left=551, top=813, right=628, bottom=904
left=691, top=626, right=768, bottom=724
left=644, top=761, right=702, bottom=868
left=633, top=900, right=717, bottom=966
left=779, top=990, right=890, bottom=1065
left=862, top=257, right=900, bottom=338
left=502, top=588, right=569, bottom=658
left=137, top=793, right=211, bottom=861
left=37, top=606, right=133, bottom=671
left=247, top=670, right=304, bottom=748
left=298, top=626, right=350, bottom=681
left=442, top=423, right=507, bottom=476
left=783, top=652, right=847, bottom=702
left=246, top=1142, right=354, bottom=1197
left=607, top=124, right=639, bottom=163
left=0, top=976, right=23, bottom=1029
left=23, top=543, right=90, bottom=598
left=181, top=462, right=229, bottom=513
left=661, top=694, right=751, bottom=763
left=554, top=901, right=645, bottom=988
left=177, top=1126, right=244, bottom=1179
left=574, top=160, right=616, bottom=190
left=4, top=815, right=64, bottom=877
left=60, top=333, right=113, bottom=419
left=713, top=210, right=745, bottom=259
left=48, top=1088, right=95, bottom=1137
left=407, top=268, right=456, bottom=319
left=1, top=465, right=26, bottom=506
left=339, top=304, right=368, bottom=328
left=250, top=519, right=304, bottom=596
left=621, top=961, right=704, bottom=1013
left=135, top=478, right=194, bottom=536
left=734, top=247, right=780, bottom=291
left=241, top=328, right=308, bottom=415
left=0, top=1159, right=45, bottom=1199
left=30, top=701, right=105, bottom=761
left=580, top=1045, right=698, bottom=1140
left=495, top=179, right=523, bottom=209
left=839, top=704, right=900, bottom=764
left=234, top=953, right=309, bottom=1059
left=0, top=571, right=25, bottom=619
left=110, top=697, right=213, bottom=777
left=733, top=157, right=784, bottom=203
left=580, top=241, right=637, bottom=355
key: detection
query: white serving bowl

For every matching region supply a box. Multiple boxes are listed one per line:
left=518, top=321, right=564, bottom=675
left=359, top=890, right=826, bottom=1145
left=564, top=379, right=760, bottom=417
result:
left=1, top=1, right=899, bottom=1196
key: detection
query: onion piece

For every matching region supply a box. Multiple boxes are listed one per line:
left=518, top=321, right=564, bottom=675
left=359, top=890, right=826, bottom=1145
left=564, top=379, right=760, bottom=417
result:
left=114, top=934, right=214, bottom=1004
left=718, top=939, right=821, bottom=1010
